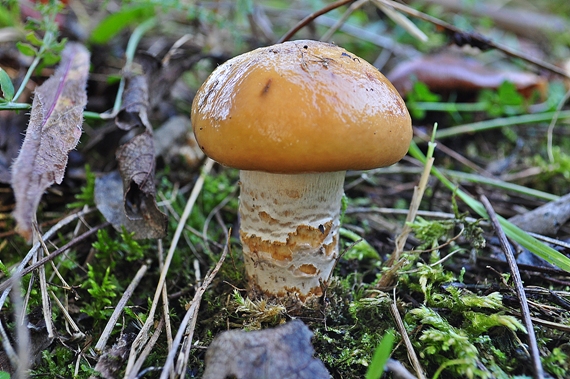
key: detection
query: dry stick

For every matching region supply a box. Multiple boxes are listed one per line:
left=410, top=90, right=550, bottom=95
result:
left=49, top=291, right=83, bottom=338
left=124, top=158, right=215, bottom=378
left=374, top=0, right=569, bottom=78
left=278, top=0, right=355, bottom=43
left=11, top=271, right=30, bottom=379
left=479, top=195, right=544, bottom=379
left=414, top=129, right=490, bottom=176
left=202, top=188, right=237, bottom=249
left=321, top=0, right=367, bottom=42
left=389, top=155, right=434, bottom=264
left=94, top=263, right=149, bottom=353
left=370, top=0, right=427, bottom=42
left=0, top=210, right=96, bottom=370
left=20, top=252, right=36, bottom=326
left=385, top=359, right=419, bottom=379
left=36, top=230, right=55, bottom=338
left=390, top=291, right=426, bottom=379
left=0, top=317, right=17, bottom=369
left=129, top=316, right=165, bottom=377
left=160, top=234, right=230, bottom=378
left=0, top=222, right=110, bottom=294
left=510, top=312, right=570, bottom=334
left=546, top=89, right=570, bottom=162
left=156, top=240, right=175, bottom=379
left=0, top=208, right=95, bottom=303
left=346, top=207, right=480, bottom=223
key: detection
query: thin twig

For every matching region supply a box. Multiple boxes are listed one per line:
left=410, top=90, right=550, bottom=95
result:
left=414, top=128, right=491, bottom=176
left=370, top=0, right=427, bottom=42
left=0, top=222, right=109, bottom=293
left=95, top=263, right=149, bottom=352
left=321, top=0, right=367, bottom=42
left=546, top=88, right=570, bottom=162
left=387, top=144, right=435, bottom=264
left=157, top=239, right=175, bottom=379
left=11, top=271, right=30, bottom=379
left=374, top=0, right=570, bottom=78
left=278, top=0, right=355, bottom=43
left=385, top=359, right=419, bottom=379
left=129, top=316, right=165, bottom=377
left=390, top=291, right=426, bottom=379
left=36, top=227, right=54, bottom=338
left=124, top=158, right=215, bottom=378
left=346, top=207, right=480, bottom=224
left=202, top=187, right=237, bottom=251
left=0, top=208, right=95, bottom=308
left=160, top=232, right=230, bottom=378
left=479, top=194, right=544, bottom=379
left=50, top=291, right=83, bottom=338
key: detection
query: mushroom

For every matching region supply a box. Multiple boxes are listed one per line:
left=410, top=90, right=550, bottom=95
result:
left=191, top=40, right=412, bottom=302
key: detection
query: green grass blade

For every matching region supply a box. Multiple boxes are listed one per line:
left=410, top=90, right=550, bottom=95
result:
left=408, top=141, right=570, bottom=272
left=365, top=331, right=395, bottom=379
left=442, top=170, right=559, bottom=202
left=433, top=110, right=570, bottom=140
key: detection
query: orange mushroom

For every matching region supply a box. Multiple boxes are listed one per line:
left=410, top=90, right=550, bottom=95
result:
left=192, top=40, right=412, bottom=302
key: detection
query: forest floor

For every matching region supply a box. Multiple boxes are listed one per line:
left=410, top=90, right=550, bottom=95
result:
left=1, top=1, right=570, bottom=378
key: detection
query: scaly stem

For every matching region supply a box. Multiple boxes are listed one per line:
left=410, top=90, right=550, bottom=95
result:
left=239, top=170, right=345, bottom=301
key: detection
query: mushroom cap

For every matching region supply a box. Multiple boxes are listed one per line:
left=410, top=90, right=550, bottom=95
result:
left=191, top=40, right=412, bottom=173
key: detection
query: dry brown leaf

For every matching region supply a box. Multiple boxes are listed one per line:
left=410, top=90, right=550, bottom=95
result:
left=202, top=320, right=330, bottom=379
left=10, top=42, right=90, bottom=241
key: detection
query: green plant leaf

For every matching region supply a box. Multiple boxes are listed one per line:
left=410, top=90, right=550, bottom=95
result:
left=90, top=4, right=155, bottom=44
left=16, top=41, right=37, bottom=57
left=365, top=331, right=395, bottom=379
left=42, top=51, right=61, bottom=66
left=25, top=31, right=43, bottom=47
left=0, top=371, right=10, bottom=379
left=0, top=68, right=14, bottom=101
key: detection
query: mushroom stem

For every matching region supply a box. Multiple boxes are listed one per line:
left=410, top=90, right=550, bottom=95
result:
left=239, top=170, right=345, bottom=301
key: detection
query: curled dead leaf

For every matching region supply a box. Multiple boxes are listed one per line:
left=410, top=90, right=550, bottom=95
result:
left=94, top=170, right=166, bottom=240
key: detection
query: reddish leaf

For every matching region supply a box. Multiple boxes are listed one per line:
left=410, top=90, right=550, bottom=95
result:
left=11, top=42, right=90, bottom=241
left=387, top=53, right=547, bottom=97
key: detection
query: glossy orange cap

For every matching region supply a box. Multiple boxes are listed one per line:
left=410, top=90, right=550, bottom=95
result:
left=191, top=40, right=412, bottom=173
